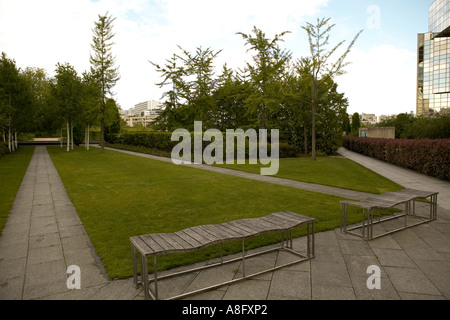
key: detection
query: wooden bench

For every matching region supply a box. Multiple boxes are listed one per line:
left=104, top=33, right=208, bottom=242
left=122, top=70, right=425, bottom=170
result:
left=130, top=211, right=316, bottom=300
left=340, top=188, right=438, bottom=240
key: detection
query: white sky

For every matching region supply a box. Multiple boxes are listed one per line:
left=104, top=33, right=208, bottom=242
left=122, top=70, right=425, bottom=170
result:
left=0, top=0, right=431, bottom=117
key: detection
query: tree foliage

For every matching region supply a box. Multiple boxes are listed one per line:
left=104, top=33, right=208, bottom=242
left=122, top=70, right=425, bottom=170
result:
left=90, top=12, right=120, bottom=152
left=148, top=23, right=353, bottom=155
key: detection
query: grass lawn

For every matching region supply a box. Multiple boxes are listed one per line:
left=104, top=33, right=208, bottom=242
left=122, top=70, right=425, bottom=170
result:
left=214, top=157, right=404, bottom=194
left=48, top=146, right=377, bottom=280
left=106, top=143, right=403, bottom=194
left=0, top=146, right=35, bottom=235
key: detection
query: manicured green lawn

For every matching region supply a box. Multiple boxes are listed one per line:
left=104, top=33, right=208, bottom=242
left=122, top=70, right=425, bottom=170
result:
left=48, top=146, right=369, bottom=279
left=106, top=143, right=404, bottom=194
left=0, top=146, right=35, bottom=235
left=214, top=157, right=404, bottom=194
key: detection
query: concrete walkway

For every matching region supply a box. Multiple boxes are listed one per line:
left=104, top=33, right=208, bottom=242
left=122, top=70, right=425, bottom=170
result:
left=0, top=145, right=449, bottom=300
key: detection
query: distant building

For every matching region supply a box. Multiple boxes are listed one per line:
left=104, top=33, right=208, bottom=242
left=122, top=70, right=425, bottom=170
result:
left=417, top=0, right=450, bottom=116
left=360, top=113, right=377, bottom=125
left=133, top=100, right=163, bottom=117
left=121, top=100, right=163, bottom=127
left=359, top=127, right=395, bottom=139
left=378, top=114, right=397, bottom=123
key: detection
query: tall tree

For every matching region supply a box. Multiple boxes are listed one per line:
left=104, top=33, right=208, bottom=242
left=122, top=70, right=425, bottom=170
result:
left=282, top=58, right=314, bottom=155
left=302, top=18, right=362, bottom=160
left=237, top=27, right=291, bottom=129
left=0, top=52, right=32, bottom=152
left=90, top=12, right=120, bottom=152
left=351, top=112, right=361, bottom=135
left=22, top=67, right=51, bottom=135
left=52, top=62, right=82, bottom=152
left=80, top=71, right=100, bottom=150
left=178, top=46, right=222, bottom=129
left=150, top=53, right=189, bottom=131
left=213, top=64, right=251, bottom=131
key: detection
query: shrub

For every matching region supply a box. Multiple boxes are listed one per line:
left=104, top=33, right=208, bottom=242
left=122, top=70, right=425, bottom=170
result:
left=109, top=131, right=301, bottom=160
left=0, top=142, right=9, bottom=159
left=343, top=136, right=450, bottom=180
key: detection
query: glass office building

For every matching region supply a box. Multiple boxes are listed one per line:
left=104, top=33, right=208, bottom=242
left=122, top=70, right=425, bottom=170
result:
left=417, top=0, right=450, bottom=116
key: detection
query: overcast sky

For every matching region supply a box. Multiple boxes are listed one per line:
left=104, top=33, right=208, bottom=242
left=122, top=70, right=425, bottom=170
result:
left=0, top=0, right=434, bottom=117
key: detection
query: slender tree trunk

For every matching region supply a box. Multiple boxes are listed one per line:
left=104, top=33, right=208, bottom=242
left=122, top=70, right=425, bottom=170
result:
left=14, top=131, right=18, bottom=150
left=8, top=127, right=11, bottom=152
left=87, top=124, right=90, bottom=150
left=71, top=121, right=74, bottom=150
left=60, top=128, right=63, bottom=148
left=311, top=75, right=317, bottom=161
left=303, top=123, right=308, bottom=156
left=66, top=120, right=70, bottom=152
left=100, top=97, right=105, bottom=153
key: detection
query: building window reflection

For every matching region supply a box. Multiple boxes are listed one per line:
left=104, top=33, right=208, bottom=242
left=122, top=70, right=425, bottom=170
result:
left=417, top=0, right=450, bottom=116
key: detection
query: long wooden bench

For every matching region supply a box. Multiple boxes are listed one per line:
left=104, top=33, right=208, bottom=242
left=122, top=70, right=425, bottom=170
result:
left=130, top=211, right=316, bottom=300
left=340, top=188, right=438, bottom=240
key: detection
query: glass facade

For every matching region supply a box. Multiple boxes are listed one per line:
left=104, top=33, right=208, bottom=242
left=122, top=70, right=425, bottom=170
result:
left=417, top=0, right=450, bottom=116
left=429, top=0, right=450, bottom=34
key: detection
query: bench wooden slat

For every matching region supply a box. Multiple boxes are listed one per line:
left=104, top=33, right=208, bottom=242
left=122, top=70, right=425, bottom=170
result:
left=225, top=220, right=256, bottom=237
left=183, top=228, right=212, bottom=246
left=175, top=230, right=204, bottom=249
left=191, top=226, right=222, bottom=243
left=197, top=225, right=229, bottom=241
left=156, top=233, right=186, bottom=252
left=238, top=218, right=276, bottom=233
left=140, top=234, right=165, bottom=253
left=270, top=212, right=300, bottom=226
left=219, top=221, right=252, bottom=237
left=260, top=215, right=292, bottom=229
left=213, top=223, right=246, bottom=239
left=397, top=189, right=438, bottom=199
left=165, top=233, right=195, bottom=251
left=149, top=234, right=176, bottom=253
left=199, top=224, right=228, bottom=239
left=280, top=211, right=315, bottom=223
left=131, top=236, right=154, bottom=255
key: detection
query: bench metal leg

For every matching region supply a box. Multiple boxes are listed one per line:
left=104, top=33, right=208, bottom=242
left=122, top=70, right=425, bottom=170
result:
left=132, top=244, right=138, bottom=289
left=153, top=255, right=158, bottom=300
left=142, top=255, right=149, bottom=300
left=312, top=222, right=315, bottom=257
left=241, top=239, right=246, bottom=278
left=307, top=224, right=311, bottom=258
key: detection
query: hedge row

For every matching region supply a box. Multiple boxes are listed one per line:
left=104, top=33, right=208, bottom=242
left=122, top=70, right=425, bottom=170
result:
left=343, top=136, right=450, bottom=180
left=0, top=142, right=9, bottom=159
left=108, top=131, right=301, bottom=160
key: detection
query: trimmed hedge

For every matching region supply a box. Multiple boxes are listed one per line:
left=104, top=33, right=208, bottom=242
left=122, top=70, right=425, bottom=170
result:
left=343, top=136, right=450, bottom=181
left=109, top=131, right=302, bottom=160
left=0, top=142, right=9, bottom=159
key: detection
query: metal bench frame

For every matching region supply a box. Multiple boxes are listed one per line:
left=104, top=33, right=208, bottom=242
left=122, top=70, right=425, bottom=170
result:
left=130, top=211, right=315, bottom=300
left=340, top=189, right=438, bottom=240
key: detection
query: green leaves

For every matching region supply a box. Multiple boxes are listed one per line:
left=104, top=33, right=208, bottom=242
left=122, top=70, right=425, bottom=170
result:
left=238, top=27, right=292, bottom=129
